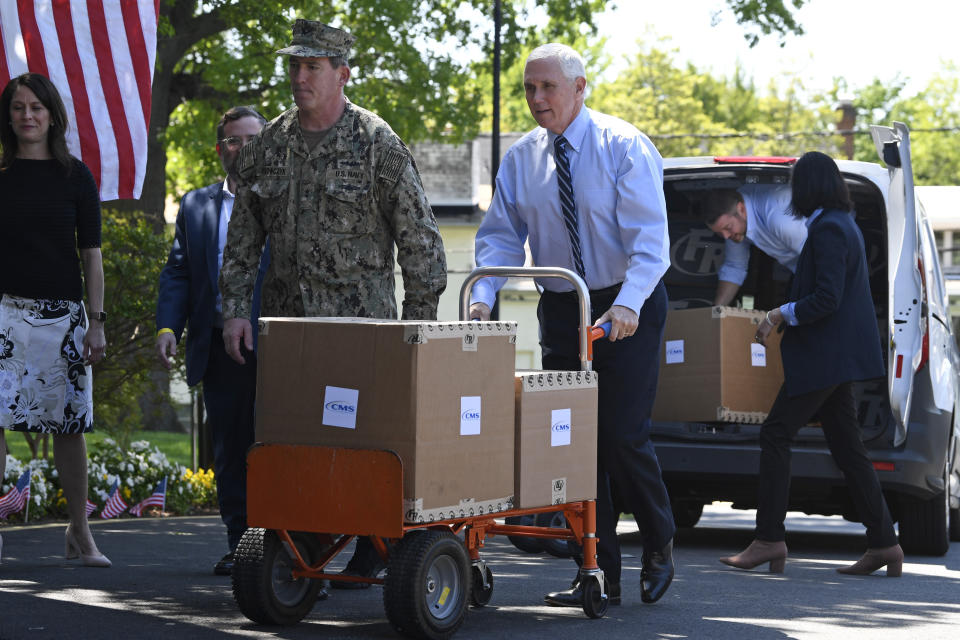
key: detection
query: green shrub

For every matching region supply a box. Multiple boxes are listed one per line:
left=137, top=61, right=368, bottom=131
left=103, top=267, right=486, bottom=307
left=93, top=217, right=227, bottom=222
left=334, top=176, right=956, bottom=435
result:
left=2, top=439, right=217, bottom=522
left=93, top=209, right=174, bottom=448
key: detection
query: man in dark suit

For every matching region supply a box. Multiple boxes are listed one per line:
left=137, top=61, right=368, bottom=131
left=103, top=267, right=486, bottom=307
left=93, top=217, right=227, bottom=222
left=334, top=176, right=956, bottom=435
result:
left=156, top=106, right=269, bottom=576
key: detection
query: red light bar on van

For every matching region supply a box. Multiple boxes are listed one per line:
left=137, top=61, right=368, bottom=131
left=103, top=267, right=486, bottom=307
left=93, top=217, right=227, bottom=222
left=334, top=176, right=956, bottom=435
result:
left=873, top=461, right=895, bottom=472
left=714, top=156, right=797, bottom=165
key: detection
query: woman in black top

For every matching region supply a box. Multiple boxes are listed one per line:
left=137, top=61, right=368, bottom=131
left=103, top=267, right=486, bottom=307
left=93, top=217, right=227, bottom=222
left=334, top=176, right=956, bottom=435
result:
left=0, top=73, right=109, bottom=567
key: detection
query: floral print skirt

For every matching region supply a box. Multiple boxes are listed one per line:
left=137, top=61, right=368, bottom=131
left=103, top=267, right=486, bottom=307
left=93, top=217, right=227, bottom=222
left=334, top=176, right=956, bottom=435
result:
left=0, top=295, right=93, bottom=434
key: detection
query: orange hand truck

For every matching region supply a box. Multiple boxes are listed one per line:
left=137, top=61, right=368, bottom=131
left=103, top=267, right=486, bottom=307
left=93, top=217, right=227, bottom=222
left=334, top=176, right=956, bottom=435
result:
left=232, top=267, right=610, bottom=639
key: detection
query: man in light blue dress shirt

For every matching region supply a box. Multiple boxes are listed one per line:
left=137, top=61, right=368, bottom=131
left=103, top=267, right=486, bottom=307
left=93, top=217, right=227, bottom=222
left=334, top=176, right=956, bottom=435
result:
left=471, top=43, right=675, bottom=607
left=702, top=185, right=808, bottom=306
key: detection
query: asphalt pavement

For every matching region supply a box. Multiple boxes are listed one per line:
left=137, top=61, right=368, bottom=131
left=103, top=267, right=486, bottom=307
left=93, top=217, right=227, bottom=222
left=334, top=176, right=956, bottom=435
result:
left=1, top=505, right=959, bottom=640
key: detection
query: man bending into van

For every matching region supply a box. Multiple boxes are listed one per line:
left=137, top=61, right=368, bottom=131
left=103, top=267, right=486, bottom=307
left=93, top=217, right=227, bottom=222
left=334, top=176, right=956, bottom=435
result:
left=701, top=186, right=808, bottom=306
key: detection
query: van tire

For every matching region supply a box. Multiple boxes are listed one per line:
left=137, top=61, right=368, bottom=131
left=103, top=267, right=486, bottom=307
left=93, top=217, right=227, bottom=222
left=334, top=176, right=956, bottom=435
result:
left=950, top=464, right=960, bottom=542
left=950, top=506, right=960, bottom=542
left=898, top=465, right=951, bottom=556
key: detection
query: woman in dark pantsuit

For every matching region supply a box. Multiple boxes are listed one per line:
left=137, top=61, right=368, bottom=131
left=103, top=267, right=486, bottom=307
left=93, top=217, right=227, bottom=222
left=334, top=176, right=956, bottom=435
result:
left=720, top=151, right=902, bottom=577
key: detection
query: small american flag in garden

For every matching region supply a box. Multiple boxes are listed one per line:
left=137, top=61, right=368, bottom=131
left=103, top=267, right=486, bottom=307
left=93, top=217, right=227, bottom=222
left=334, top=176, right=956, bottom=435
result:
left=0, top=469, right=31, bottom=519
left=85, top=498, right=97, bottom=517
left=100, top=480, right=128, bottom=519
left=129, top=477, right=166, bottom=517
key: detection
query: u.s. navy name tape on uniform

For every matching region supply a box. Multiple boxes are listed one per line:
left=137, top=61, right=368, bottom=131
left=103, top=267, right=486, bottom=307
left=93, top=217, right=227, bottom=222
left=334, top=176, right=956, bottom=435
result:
left=218, top=99, right=447, bottom=322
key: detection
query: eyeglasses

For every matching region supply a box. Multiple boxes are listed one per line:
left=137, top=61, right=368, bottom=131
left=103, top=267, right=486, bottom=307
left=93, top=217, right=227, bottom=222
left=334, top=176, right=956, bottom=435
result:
left=218, top=136, right=255, bottom=150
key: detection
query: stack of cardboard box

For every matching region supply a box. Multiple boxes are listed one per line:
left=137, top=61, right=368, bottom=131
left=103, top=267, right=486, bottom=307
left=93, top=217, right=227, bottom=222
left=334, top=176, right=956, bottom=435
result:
left=652, top=306, right=785, bottom=423
left=513, top=370, right=598, bottom=508
left=255, top=318, right=517, bottom=523
left=254, top=318, right=602, bottom=523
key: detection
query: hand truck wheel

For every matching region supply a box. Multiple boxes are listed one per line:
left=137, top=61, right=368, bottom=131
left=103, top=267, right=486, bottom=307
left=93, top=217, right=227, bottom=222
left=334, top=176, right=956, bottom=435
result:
left=383, top=530, right=469, bottom=639
left=232, top=528, right=323, bottom=625
left=581, top=574, right=608, bottom=619
left=469, top=563, right=494, bottom=607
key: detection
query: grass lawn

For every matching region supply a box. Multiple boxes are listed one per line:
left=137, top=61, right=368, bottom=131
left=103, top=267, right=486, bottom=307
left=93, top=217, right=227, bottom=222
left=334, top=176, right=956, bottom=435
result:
left=3, top=430, right=194, bottom=468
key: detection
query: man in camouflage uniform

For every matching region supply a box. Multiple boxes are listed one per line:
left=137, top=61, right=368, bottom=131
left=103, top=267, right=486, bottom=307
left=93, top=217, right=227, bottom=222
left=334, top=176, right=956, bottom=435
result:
left=220, top=19, right=446, bottom=362
left=219, top=19, right=447, bottom=586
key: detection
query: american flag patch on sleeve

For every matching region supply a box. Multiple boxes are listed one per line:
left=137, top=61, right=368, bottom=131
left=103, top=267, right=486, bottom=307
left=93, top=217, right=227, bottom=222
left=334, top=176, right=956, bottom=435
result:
left=379, top=149, right=407, bottom=183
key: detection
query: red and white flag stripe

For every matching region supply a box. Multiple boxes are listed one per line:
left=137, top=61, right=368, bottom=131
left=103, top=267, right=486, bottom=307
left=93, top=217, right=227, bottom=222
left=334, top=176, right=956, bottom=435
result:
left=0, top=0, right=159, bottom=200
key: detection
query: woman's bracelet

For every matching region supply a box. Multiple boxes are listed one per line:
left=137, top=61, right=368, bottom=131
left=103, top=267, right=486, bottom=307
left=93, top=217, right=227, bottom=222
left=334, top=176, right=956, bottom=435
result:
left=765, top=310, right=776, bottom=325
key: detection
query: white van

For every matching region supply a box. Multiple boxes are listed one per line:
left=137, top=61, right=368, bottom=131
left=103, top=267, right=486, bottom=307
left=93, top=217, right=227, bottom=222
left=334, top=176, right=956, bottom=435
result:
left=655, top=123, right=960, bottom=555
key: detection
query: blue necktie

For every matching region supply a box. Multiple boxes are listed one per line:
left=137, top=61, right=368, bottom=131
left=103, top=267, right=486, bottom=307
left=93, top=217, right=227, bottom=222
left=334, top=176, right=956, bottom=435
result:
left=554, top=135, right=586, bottom=279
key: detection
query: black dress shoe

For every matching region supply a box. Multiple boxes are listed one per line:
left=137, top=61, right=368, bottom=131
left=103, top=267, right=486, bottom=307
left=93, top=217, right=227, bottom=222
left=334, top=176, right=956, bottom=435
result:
left=544, top=575, right=620, bottom=607
left=213, top=552, right=234, bottom=576
left=640, top=540, right=674, bottom=603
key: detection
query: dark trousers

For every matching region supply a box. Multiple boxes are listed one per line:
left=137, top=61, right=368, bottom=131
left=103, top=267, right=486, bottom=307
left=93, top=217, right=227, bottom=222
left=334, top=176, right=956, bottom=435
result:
left=539, top=280, right=676, bottom=582
left=203, top=328, right=257, bottom=551
left=756, top=382, right=897, bottom=548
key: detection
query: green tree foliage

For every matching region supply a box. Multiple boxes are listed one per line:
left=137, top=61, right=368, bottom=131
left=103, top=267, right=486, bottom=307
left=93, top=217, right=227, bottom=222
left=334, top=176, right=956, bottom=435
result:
left=583, top=40, right=840, bottom=159
left=153, top=0, right=809, bottom=212
left=590, top=41, right=734, bottom=157
left=829, top=67, right=960, bottom=185
left=94, top=210, right=173, bottom=448
left=722, top=0, right=807, bottom=47
left=906, top=67, right=960, bottom=186
left=146, top=0, right=608, bottom=219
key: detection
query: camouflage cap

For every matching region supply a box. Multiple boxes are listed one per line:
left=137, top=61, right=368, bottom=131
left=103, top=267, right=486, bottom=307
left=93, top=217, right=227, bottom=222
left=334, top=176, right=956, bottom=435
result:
left=276, top=19, right=355, bottom=59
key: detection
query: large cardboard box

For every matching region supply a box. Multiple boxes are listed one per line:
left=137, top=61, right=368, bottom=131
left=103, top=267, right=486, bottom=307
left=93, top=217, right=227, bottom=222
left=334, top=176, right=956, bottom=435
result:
left=514, top=370, right=598, bottom=508
left=255, top=318, right=517, bottom=523
left=652, top=307, right=784, bottom=423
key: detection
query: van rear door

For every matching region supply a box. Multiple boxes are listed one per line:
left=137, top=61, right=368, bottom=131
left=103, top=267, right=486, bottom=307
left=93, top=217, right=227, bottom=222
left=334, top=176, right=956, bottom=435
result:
left=871, top=122, right=922, bottom=445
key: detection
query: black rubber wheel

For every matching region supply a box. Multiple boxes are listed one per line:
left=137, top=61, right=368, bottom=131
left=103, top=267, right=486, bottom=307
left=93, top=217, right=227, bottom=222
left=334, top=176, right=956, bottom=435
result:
left=505, top=515, right=543, bottom=553
left=383, top=530, right=469, bottom=640
left=232, top=528, right=323, bottom=625
left=534, top=511, right=575, bottom=558
left=672, top=500, right=704, bottom=529
left=950, top=505, right=960, bottom=542
left=469, top=565, right=494, bottom=607
left=949, top=465, right=960, bottom=542
left=581, top=575, right=608, bottom=619
left=899, top=462, right=951, bottom=556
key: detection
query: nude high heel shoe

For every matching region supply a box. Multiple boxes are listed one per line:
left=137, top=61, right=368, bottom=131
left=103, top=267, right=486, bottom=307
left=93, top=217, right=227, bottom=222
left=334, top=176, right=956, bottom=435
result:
left=836, top=544, right=903, bottom=577
left=719, top=539, right=788, bottom=573
left=65, top=525, right=111, bottom=568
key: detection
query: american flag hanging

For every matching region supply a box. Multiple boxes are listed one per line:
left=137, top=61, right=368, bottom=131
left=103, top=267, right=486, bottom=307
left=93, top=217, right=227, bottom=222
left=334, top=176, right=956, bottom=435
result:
left=0, top=0, right=159, bottom=200
left=129, top=476, right=165, bottom=516
left=0, top=469, right=31, bottom=519
left=85, top=497, right=97, bottom=517
left=100, top=479, right=128, bottom=519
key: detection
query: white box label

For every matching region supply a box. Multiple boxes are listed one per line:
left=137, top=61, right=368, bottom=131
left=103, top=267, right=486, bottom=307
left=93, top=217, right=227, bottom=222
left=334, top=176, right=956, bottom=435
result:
left=751, top=343, right=767, bottom=367
left=322, top=386, right=359, bottom=429
left=460, top=396, right=482, bottom=435
left=665, top=339, right=685, bottom=364
left=551, top=408, right=571, bottom=447
left=551, top=477, right=567, bottom=505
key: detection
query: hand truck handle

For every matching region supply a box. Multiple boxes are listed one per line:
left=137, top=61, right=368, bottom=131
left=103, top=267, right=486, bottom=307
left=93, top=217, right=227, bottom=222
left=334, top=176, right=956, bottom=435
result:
left=590, top=321, right=612, bottom=342
left=459, top=266, right=595, bottom=372
left=586, top=321, right=611, bottom=363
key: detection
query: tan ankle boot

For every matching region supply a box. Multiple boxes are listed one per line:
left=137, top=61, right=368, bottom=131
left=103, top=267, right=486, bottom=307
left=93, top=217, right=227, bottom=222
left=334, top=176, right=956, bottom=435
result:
left=836, top=544, right=903, bottom=577
left=719, top=539, right=788, bottom=573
